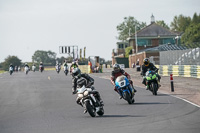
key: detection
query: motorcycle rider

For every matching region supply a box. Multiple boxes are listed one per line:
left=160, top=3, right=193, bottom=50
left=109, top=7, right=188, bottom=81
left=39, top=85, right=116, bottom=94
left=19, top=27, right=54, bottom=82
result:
left=141, top=58, right=161, bottom=90
left=55, top=63, right=61, bottom=71
left=9, top=63, right=14, bottom=71
left=39, top=62, right=44, bottom=71
left=24, top=63, right=29, bottom=69
left=32, top=63, right=36, bottom=71
left=63, top=60, right=68, bottom=67
left=110, top=64, right=137, bottom=99
left=70, top=61, right=78, bottom=73
left=71, top=68, right=103, bottom=113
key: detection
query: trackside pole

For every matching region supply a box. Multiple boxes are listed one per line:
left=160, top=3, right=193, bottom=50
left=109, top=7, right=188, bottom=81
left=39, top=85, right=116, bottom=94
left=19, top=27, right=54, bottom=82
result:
left=170, top=74, right=174, bottom=92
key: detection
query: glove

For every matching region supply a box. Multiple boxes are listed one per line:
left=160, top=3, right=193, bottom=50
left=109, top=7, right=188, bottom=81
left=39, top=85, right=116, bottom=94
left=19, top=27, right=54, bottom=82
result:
left=72, top=89, right=77, bottom=95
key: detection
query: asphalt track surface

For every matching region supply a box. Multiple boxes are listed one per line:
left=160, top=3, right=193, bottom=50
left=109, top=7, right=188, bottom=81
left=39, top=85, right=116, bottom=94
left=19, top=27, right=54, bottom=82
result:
left=0, top=71, right=200, bottom=133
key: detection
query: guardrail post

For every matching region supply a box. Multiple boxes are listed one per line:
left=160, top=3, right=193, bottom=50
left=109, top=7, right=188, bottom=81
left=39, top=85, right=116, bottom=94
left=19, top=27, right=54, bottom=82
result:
left=170, top=74, right=174, bottom=92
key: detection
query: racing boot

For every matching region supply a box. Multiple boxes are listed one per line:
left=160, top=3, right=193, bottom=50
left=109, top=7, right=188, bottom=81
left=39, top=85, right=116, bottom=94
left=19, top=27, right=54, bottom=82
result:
left=83, top=109, right=87, bottom=114
left=146, top=85, right=149, bottom=90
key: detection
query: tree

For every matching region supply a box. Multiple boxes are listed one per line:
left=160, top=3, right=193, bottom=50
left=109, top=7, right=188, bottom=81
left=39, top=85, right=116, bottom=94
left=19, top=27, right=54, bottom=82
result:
left=116, top=16, right=146, bottom=41
left=170, top=14, right=191, bottom=32
left=2, top=55, right=22, bottom=70
left=181, top=23, right=200, bottom=46
left=192, top=12, right=200, bottom=25
left=156, top=20, right=170, bottom=29
left=32, top=50, right=57, bottom=65
left=125, top=46, right=132, bottom=58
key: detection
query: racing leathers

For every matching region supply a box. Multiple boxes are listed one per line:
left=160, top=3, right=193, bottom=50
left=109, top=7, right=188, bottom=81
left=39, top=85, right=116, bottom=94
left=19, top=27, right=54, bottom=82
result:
left=71, top=73, right=103, bottom=107
left=110, top=69, right=136, bottom=95
left=141, top=63, right=161, bottom=87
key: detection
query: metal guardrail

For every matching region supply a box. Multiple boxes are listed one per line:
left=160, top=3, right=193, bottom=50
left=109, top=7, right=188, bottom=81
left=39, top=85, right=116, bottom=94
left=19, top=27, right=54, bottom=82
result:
left=155, top=65, right=200, bottom=78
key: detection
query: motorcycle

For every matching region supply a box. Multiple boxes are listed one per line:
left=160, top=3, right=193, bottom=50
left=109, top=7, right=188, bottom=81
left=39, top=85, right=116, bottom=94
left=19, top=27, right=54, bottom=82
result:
left=32, top=66, right=36, bottom=72
left=115, top=75, right=135, bottom=104
left=9, top=67, right=13, bottom=75
left=145, top=69, right=159, bottom=95
left=76, top=81, right=104, bottom=117
left=63, top=66, right=68, bottom=76
left=24, top=66, right=29, bottom=75
left=56, top=65, right=61, bottom=74
left=39, top=65, right=44, bottom=73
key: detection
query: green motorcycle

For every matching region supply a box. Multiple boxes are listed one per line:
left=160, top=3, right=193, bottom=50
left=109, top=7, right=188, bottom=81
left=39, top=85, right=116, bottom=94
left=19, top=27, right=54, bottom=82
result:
left=145, top=69, right=160, bottom=95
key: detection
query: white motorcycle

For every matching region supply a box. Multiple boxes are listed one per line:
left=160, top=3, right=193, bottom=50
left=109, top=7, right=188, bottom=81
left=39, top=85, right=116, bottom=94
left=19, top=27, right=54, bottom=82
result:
left=56, top=65, right=61, bottom=74
left=63, top=66, right=68, bottom=76
left=9, top=67, right=13, bottom=75
left=77, top=85, right=104, bottom=117
left=24, top=66, right=29, bottom=75
left=32, top=66, right=36, bottom=72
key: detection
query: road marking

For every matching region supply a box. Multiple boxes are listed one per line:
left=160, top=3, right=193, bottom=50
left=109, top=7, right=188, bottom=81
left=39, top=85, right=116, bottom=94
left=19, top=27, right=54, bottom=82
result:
left=169, top=94, right=200, bottom=108
left=48, top=76, right=51, bottom=80
left=93, top=75, right=200, bottom=108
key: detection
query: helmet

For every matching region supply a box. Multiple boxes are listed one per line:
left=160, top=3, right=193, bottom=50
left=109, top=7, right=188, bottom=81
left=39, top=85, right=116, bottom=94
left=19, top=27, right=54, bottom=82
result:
left=72, top=68, right=81, bottom=78
left=72, top=61, right=76, bottom=65
left=113, top=64, right=120, bottom=73
left=143, top=58, right=150, bottom=66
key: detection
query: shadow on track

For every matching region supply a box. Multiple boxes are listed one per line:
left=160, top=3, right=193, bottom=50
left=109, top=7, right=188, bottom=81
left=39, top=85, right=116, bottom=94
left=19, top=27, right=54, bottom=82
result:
left=133, top=102, right=171, bottom=105
left=100, top=114, right=146, bottom=118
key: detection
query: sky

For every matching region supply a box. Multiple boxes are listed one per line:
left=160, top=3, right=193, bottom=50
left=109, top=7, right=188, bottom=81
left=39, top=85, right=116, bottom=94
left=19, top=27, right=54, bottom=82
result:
left=0, top=0, right=200, bottom=62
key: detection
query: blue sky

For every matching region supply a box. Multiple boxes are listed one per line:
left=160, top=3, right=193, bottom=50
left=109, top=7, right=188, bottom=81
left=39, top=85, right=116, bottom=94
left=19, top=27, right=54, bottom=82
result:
left=0, top=0, right=200, bottom=62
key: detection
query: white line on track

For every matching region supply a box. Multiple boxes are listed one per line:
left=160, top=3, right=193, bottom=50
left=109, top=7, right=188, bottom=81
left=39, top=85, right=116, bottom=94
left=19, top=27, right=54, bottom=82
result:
left=93, top=75, right=200, bottom=108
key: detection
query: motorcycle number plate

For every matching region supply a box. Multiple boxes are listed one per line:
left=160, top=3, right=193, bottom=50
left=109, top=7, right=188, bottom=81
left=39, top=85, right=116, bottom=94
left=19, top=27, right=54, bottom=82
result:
left=119, top=81, right=125, bottom=87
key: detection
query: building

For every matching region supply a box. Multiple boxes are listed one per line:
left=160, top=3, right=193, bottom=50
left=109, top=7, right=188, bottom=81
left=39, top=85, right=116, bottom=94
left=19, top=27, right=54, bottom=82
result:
left=128, top=15, right=183, bottom=67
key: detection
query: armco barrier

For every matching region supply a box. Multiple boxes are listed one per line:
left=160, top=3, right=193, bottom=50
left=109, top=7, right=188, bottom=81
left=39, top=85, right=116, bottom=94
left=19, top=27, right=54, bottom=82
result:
left=156, top=65, right=200, bottom=79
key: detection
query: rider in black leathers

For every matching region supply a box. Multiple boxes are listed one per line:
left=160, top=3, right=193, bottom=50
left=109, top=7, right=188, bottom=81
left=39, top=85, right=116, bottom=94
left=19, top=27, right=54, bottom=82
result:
left=141, top=58, right=161, bottom=89
left=71, top=68, right=103, bottom=113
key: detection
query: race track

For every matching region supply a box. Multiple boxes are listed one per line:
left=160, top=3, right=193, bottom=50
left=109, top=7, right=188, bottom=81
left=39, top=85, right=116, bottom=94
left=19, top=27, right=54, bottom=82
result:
left=0, top=71, right=200, bottom=133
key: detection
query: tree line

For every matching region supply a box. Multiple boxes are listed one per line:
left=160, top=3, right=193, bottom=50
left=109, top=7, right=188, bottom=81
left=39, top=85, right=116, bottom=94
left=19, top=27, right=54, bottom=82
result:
left=117, top=12, right=200, bottom=46
left=0, top=50, right=108, bottom=71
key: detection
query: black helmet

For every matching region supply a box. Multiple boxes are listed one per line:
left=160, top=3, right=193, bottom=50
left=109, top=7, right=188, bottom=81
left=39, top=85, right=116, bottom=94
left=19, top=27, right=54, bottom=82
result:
left=72, top=68, right=81, bottom=78
left=143, top=58, right=150, bottom=66
left=113, top=64, right=120, bottom=73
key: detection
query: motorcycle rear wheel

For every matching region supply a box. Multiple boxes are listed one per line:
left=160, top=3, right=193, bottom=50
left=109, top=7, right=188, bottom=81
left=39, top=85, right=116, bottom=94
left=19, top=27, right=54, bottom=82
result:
left=85, top=101, right=96, bottom=117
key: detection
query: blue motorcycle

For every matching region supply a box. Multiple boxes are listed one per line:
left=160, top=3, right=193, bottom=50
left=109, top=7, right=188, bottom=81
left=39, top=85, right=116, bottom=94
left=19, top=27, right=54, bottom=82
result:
left=115, top=75, right=135, bottom=104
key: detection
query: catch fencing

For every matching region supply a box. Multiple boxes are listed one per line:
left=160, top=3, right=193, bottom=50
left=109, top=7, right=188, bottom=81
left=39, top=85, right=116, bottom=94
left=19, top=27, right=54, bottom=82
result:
left=159, top=47, right=200, bottom=65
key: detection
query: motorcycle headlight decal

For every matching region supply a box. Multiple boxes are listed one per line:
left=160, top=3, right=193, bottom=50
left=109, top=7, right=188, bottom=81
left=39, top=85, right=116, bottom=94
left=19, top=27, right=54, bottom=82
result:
left=84, top=91, right=89, bottom=96
left=146, top=77, right=151, bottom=80
left=78, top=94, right=84, bottom=98
left=152, top=74, right=157, bottom=79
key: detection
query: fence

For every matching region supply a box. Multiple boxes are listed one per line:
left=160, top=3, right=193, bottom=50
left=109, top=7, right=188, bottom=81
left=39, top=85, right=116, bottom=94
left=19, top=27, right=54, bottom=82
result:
left=159, top=47, right=200, bottom=65
left=155, top=65, right=200, bottom=79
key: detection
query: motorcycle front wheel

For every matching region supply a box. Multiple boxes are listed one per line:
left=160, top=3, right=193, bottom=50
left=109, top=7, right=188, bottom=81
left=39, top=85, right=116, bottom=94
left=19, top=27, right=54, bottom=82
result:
left=124, top=91, right=132, bottom=104
left=85, top=100, right=96, bottom=117
left=152, top=82, right=158, bottom=95
left=97, top=107, right=104, bottom=116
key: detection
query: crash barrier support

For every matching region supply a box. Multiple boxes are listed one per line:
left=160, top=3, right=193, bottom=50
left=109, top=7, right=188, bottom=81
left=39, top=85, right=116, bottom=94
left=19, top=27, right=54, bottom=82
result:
left=170, top=74, right=174, bottom=92
left=155, top=65, right=200, bottom=79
